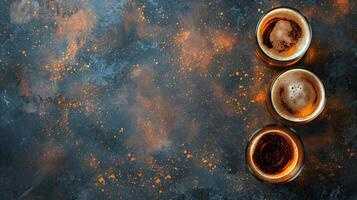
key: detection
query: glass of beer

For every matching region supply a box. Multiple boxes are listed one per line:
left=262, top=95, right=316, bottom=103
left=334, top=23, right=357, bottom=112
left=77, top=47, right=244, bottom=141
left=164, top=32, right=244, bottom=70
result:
left=255, top=7, right=312, bottom=66
left=246, top=125, right=304, bottom=183
left=267, top=68, right=326, bottom=125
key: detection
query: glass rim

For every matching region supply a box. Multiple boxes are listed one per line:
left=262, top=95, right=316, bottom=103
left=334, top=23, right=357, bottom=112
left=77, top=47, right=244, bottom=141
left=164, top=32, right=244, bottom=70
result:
left=255, top=6, right=312, bottom=62
left=246, top=125, right=305, bottom=183
left=269, top=68, right=327, bottom=123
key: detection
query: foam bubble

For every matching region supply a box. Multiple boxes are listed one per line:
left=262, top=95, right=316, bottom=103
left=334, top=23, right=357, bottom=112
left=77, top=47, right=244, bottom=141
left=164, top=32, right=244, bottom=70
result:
left=281, top=79, right=316, bottom=115
left=271, top=70, right=322, bottom=120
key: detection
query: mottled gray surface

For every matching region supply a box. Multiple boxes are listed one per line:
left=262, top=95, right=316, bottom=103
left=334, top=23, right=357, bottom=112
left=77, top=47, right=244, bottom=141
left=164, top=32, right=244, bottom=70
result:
left=0, top=0, right=356, bottom=199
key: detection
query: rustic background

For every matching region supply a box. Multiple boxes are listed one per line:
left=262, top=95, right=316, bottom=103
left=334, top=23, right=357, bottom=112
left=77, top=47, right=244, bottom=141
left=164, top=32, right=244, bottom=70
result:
left=0, top=0, right=356, bottom=199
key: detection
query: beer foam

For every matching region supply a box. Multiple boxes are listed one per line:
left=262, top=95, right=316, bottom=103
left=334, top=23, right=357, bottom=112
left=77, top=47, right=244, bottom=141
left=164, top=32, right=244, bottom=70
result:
left=257, top=8, right=311, bottom=61
left=268, top=19, right=301, bottom=53
left=271, top=69, right=325, bottom=122
left=280, top=78, right=317, bottom=116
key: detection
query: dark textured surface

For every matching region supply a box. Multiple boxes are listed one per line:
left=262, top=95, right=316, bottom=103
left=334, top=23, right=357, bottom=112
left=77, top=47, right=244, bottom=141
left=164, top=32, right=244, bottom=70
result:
left=0, top=0, right=356, bottom=199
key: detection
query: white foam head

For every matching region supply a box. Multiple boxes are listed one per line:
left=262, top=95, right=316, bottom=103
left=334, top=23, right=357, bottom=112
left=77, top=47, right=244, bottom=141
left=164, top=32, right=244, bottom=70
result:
left=271, top=69, right=326, bottom=122
left=257, top=8, right=311, bottom=61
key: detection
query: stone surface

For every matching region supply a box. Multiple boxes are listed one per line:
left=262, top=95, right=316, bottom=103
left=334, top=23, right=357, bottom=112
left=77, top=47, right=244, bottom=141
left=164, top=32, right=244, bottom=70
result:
left=0, top=0, right=356, bottom=199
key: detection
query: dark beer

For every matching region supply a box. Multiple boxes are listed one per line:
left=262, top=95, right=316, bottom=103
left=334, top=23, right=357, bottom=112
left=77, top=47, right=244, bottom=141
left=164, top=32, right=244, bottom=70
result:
left=256, top=7, right=311, bottom=66
left=246, top=125, right=304, bottom=183
left=267, top=68, right=326, bottom=124
left=253, top=133, right=292, bottom=174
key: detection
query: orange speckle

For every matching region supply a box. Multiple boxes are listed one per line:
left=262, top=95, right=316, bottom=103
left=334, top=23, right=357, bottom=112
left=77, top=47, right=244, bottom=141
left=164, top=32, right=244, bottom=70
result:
left=164, top=175, right=172, bottom=180
left=186, top=153, right=193, bottom=159
left=155, top=178, right=161, bottom=184
left=254, top=91, right=266, bottom=103
left=98, top=176, right=106, bottom=185
left=183, top=149, right=193, bottom=158
left=108, top=174, right=116, bottom=181
left=180, top=31, right=191, bottom=41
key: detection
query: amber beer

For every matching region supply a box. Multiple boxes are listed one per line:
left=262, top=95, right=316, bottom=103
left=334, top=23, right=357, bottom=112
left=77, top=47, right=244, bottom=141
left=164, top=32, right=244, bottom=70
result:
left=267, top=68, right=326, bottom=125
left=256, top=7, right=312, bottom=66
left=246, top=125, right=304, bottom=183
